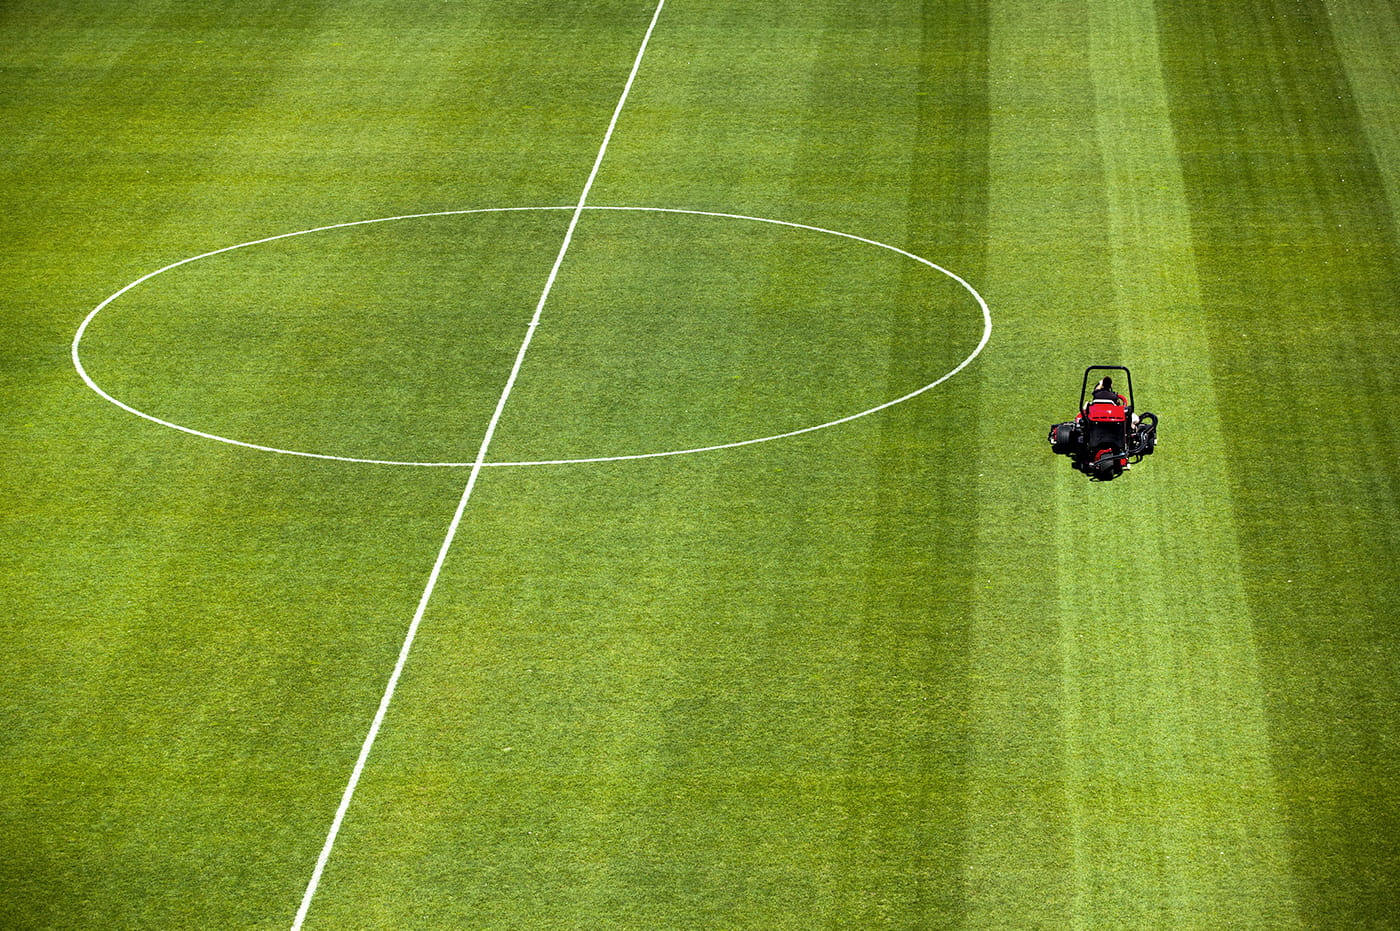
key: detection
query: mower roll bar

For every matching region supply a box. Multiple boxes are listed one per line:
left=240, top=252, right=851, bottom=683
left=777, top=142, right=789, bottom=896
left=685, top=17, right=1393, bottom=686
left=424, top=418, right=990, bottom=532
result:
left=1080, top=365, right=1134, bottom=413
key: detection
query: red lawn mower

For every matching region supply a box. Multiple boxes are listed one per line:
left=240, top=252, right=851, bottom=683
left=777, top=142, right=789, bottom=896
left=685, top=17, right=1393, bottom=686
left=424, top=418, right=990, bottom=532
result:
left=1048, top=365, right=1158, bottom=481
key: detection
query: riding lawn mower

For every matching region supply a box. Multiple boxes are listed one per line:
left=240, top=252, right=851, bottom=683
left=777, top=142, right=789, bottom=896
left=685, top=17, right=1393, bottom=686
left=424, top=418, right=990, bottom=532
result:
left=1048, top=365, right=1159, bottom=481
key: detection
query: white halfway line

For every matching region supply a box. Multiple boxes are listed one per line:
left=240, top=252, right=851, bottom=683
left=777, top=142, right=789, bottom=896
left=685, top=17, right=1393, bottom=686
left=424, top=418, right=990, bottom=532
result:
left=288, top=1, right=668, bottom=927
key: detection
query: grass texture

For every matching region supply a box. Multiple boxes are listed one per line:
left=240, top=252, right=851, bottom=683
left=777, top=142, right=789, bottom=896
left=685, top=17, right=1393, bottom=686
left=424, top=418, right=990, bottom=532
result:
left=2, top=0, right=1398, bottom=928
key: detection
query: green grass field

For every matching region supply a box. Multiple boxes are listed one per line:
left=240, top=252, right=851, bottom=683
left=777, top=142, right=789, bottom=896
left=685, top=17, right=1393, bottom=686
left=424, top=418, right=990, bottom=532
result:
left=4, top=0, right=1399, bottom=927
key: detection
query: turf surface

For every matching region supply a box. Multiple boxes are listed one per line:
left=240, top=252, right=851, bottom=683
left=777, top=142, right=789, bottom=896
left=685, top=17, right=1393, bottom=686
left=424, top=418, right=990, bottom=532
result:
left=3, top=0, right=1398, bottom=928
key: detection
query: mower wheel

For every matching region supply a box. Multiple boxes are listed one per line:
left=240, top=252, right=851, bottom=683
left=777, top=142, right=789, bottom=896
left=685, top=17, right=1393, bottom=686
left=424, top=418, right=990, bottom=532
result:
left=1049, top=422, right=1079, bottom=454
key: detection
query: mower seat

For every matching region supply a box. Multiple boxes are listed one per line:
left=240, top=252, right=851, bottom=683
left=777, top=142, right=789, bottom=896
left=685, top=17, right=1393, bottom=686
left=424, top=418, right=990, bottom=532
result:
left=1084, top=400, right=1126, bottom=422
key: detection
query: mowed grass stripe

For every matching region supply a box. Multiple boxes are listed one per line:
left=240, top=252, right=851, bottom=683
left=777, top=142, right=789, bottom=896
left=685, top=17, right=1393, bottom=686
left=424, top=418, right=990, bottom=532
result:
left=1321, top=0, right=1400, bottom=221
left=967, top=0, right=1105, bottom=924
left=1074, top=0, right=1297, bottom=924
left=796, top=3, right=991, bottom=923
left=1160, top=0, right=1400, bottom=926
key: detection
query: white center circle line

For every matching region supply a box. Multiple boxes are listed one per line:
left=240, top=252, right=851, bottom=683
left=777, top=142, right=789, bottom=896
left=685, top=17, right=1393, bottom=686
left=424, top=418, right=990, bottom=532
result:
left=72, top=205, right=992, bottom=468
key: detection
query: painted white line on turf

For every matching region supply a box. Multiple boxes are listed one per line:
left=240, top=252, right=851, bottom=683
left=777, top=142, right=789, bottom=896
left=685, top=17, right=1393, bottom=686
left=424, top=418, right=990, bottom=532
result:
left=74, top=205, right=991, bottom=468
left=288, top=1, right=669, bottom=928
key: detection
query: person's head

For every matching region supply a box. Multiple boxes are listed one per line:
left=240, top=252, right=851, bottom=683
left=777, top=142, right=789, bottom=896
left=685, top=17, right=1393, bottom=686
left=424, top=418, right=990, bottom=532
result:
left=1099, top=376, right=1113, bottom=390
